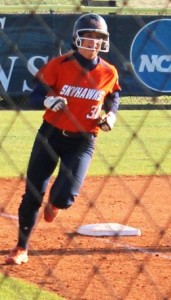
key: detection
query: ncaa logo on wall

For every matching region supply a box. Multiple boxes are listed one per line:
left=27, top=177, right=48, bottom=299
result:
left=130, top=19, right=171, bottom=92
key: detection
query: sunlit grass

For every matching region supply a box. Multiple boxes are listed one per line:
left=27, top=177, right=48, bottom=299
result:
left=0, top=110, right=171, bottom=177
left=0, top=273, right=64, bottom=300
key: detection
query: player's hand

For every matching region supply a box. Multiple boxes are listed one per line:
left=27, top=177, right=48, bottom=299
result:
left=44, top=96, right=67, bottom=112
left=98, top=111, right=116, bottom=131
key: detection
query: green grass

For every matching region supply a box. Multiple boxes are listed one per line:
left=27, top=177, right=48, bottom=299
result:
left=0, top=110, right=171, bottom=177
left=0, top=274, right=64, bottom=300
left=0, top=111, right=43, bottom=177
left=0, top=0, right=171, bottom=14
left=120, top=96, right=171, bottom=105
left=90, top=109, right=171, bottom=176
left=1, top=5, right=171, bottom=14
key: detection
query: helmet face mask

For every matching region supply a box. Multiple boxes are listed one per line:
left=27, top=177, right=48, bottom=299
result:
left=75, top=30, right=109, bottom=52
left=73, top=14, right=110, bottom=53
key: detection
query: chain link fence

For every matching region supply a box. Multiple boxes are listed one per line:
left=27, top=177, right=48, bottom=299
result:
left=0, top=1, right=171, bottom=300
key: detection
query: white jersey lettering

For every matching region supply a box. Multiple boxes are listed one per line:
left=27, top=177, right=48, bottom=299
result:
left=60, top=84, right=105, bottom=101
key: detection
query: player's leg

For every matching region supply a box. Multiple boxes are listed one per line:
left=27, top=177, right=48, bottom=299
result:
left=5, top=122, right=59, bottom=264
left=44, top=135, right=96, bottom=221
left=18, top=124, right=60, bottom=247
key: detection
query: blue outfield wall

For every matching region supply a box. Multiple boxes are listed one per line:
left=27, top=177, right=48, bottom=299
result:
left=0, top=14, right=171, bottom=98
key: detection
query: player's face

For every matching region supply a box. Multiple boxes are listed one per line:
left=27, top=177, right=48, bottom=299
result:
left=78, top=31, right=104, bottom=59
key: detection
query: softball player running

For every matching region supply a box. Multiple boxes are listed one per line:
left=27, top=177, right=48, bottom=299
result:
left=5, top=13, right=121, bottom=264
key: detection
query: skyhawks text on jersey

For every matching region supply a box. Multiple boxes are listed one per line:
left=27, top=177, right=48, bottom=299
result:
left=60, top=84, right=105, bottom=101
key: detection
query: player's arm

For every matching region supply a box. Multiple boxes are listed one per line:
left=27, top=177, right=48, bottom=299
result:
left=98, top=91, right=120, bottom=131
left=29, top=81, right=48, bottom=110
left=103, top=91, right=120, bottom=114
left=29, top=81, right=67, bottom=111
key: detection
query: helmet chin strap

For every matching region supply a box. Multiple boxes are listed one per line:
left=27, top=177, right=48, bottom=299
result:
left=75, top=36, right=109, bottom=53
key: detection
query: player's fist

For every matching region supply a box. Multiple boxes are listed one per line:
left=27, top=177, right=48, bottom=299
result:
left=44, top=96, right=67, bottom=112
left=98, top=111, right=116, bottom=131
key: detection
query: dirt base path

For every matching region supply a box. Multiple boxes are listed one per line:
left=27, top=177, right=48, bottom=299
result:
left=0, top=176, right=171, bottom=300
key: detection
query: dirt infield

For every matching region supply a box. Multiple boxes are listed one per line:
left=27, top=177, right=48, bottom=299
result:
left=0, top=176, right=171, bottom=300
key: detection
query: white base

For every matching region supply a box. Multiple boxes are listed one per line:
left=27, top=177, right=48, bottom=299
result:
left=77, top=223, right=141, bottom=236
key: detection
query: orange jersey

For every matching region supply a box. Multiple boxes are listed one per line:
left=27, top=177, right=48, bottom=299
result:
left=37, top=52, right=121, bottom=135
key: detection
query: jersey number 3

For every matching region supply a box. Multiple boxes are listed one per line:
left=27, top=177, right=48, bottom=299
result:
left=86, top=105, right=102, bottom=119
